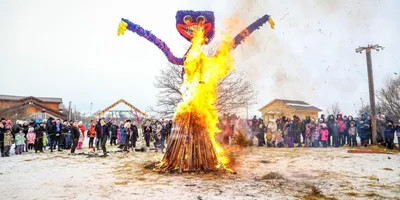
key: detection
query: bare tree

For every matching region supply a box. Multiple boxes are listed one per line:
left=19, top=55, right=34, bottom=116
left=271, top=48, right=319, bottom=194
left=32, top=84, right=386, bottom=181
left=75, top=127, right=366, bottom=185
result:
left=151, top=63, right=256, bottom=118
left=377, top=76, right=400, bottom=117
left=357, top=104, right=383, bottom=117
left=326, top=102, right=341, bottom=117
left=0, top=107, right=29, bottom=122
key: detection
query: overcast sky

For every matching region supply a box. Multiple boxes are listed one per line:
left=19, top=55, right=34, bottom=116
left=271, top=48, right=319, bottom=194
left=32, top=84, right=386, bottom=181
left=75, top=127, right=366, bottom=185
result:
left=1, top=0, right=399, bottom=117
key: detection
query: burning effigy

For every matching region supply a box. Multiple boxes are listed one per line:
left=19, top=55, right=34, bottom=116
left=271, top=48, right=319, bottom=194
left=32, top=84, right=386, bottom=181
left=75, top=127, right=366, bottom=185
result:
left=117, top=10, right=274, bottom=173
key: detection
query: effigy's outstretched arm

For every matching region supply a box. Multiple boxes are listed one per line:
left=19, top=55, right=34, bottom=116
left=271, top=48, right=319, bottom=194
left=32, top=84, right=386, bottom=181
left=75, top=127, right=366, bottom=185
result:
left=231, top=14, right=275, bottom=50
left=118, top=18, right=184, bottom=66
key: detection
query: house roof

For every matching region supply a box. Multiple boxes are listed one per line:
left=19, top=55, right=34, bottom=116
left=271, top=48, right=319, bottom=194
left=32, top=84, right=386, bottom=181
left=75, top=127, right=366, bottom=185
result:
left=1, top=101, right=64, bottom=119
left=259, top=99, right=322, bottom=112
left=97, top=99, right=148, bottom=117
left=0, top=94, right=62, bottom=103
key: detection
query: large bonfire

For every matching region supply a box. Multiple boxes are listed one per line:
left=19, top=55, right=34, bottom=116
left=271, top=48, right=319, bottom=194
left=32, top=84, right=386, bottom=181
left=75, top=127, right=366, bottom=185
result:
left=156, top=28, right=235, bottom=173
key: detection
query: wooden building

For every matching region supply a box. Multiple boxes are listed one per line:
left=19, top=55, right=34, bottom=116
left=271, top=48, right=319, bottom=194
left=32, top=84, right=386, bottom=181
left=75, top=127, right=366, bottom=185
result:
left=259, top=99, right=322, bottom=122
left=0, top=94, right=64, bottom=120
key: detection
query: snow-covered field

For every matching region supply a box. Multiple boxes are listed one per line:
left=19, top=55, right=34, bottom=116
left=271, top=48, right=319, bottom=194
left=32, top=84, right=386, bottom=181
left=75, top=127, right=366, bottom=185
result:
left=0, top=146, right=399, bottom=200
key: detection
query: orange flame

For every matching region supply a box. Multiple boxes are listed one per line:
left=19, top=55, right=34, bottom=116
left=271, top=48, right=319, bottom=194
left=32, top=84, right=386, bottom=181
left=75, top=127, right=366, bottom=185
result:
left=174, top=28, right=234, bottom=169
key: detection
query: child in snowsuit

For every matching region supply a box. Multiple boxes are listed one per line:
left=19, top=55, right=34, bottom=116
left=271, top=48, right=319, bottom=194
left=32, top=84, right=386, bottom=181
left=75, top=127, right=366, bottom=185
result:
left=348, top=121, right=358, bottom=147
left=26, top=127, right=36, bottom=151
left=320, top=123, right=329, bottom=148
left=276, top=131, right=284, bottom=148
left=42, top=131, right=48, bottom=150
left=154, top=133, right=164, bottom=153
left=2, top=130, right=13, bottom=157
left=313, top=120, right=321, bottom=148
left=15, top=130, right=25, bottom=154
left=77, top=122, right=85, bottom=150
left=304, top=123, right=312, bottom=147
left=384, top=120, right=395, bottom=149
left=266, top=129, right=273, bottom=147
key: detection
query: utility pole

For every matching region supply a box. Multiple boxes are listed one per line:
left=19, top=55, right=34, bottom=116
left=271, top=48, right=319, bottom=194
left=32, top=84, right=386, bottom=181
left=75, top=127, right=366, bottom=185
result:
left=90, top=102, right=93, bottom=116
left=68, top=101, right=72, bottom=121
left=74, top=105, right=77, bottom=121
left=355, top=44, right=384, bottom=145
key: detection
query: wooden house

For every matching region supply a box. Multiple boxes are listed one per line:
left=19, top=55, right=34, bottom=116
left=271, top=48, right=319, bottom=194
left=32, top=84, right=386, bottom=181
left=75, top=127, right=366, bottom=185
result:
left=259, top=99, right=322, bottom=122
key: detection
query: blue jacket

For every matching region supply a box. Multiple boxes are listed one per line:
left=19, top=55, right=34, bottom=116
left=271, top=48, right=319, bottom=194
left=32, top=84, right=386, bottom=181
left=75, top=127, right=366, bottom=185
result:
left=384, top=126, right=395, bottom=140
left=95, top=123, right=110, bottom=138
left=119, top=127, right=126, bottom=145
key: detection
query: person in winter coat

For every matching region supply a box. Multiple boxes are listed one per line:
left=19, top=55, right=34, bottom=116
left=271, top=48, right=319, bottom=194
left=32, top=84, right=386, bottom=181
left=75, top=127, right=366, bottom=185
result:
left=62, top=122, right=71, bottom=149
left=123, top=122, right=131, bottom=153
left=2, top=130, right=13, bottom=157
left=154, top=132, right=164, bottom=153
left=287, top=119, right=296, bottom=148
left=276, top=131, right=284, bottom=148
left=166, top=120, right=173, bottom=141
left=346, top=116, right=354, bottom=145
left=109, top=123, right=118, bottom=146
left=42, top=131, right=48, bottom=151
left=118, top=124, right=126, bottom=149
left=331, top=121, right=340, bottom=148
left=117, top=123, right=121, bottom=144
left=77, top=121, right=85, bottom=149
left=11, top=121, right=21, bottom=142
left=384, top=120, right=395, bottom=149
left=266, top=130, right=273, bottom=147
left=130, top=121, right=139, bottom=150
left=15, top=130, right=25, bottom=154
left=257, top=119, right=266, bottom=147
left=337, top=114, right=347, bottom=146
left=304, top=123, right=312, bottom=147
left=0, top=120, right=6, bottom=155
left=88, top=120, right=96, bottom=148
left=70, top=122, right=80, bottom=155
left=46, top=117, right=56, bottom=152
left=95, top=118, right=109, bottom=156
left=376, top=112, right=386, bottom=144
left=35, top=122, right=45, bottom=153
left=312, top=119, right=321, bottom=147
left=359, top=114, right=370, bottom=147
left=348, top=121, right=358, bottom=147
left=320, top=123, right=329, bottom=148
left=26, top=127, right=36, bottom=151
left=320, top=114, right=326, bottom=123
left=327, top=115, right=335, bottom=147
left=294, top=116, right=303, bottom=147
left=396, top=120, right=400, bottom=150
left=54, top=119, right=63, bottom=152
left=143, top=121, right=152, bottom=150
left=21, top=121, right=29, bottom=152
left=267, top=120, right=277, bottom=146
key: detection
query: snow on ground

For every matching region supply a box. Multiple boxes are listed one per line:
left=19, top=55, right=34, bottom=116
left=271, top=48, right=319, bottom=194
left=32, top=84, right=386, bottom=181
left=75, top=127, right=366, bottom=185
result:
left=0, top=146, right=399, bottom=200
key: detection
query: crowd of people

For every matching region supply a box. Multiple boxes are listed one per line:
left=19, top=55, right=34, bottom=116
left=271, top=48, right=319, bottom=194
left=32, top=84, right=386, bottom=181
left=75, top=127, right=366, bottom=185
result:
left=1, top=113, right=400, bottom=158
left=0, top=117, right=173, bottom=157
left=220, top=113, right=400, bottom=150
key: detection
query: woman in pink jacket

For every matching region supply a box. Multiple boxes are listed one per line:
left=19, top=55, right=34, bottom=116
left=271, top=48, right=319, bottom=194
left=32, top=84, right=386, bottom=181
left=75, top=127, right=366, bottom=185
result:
left=26, top=127, right=36, bottom=151
left=337, top=114, right=347, bottom=146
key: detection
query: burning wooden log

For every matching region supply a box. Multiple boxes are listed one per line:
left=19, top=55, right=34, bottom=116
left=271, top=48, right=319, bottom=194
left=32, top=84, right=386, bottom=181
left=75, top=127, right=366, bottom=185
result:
left=156, top=112, right=220, bottom=173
